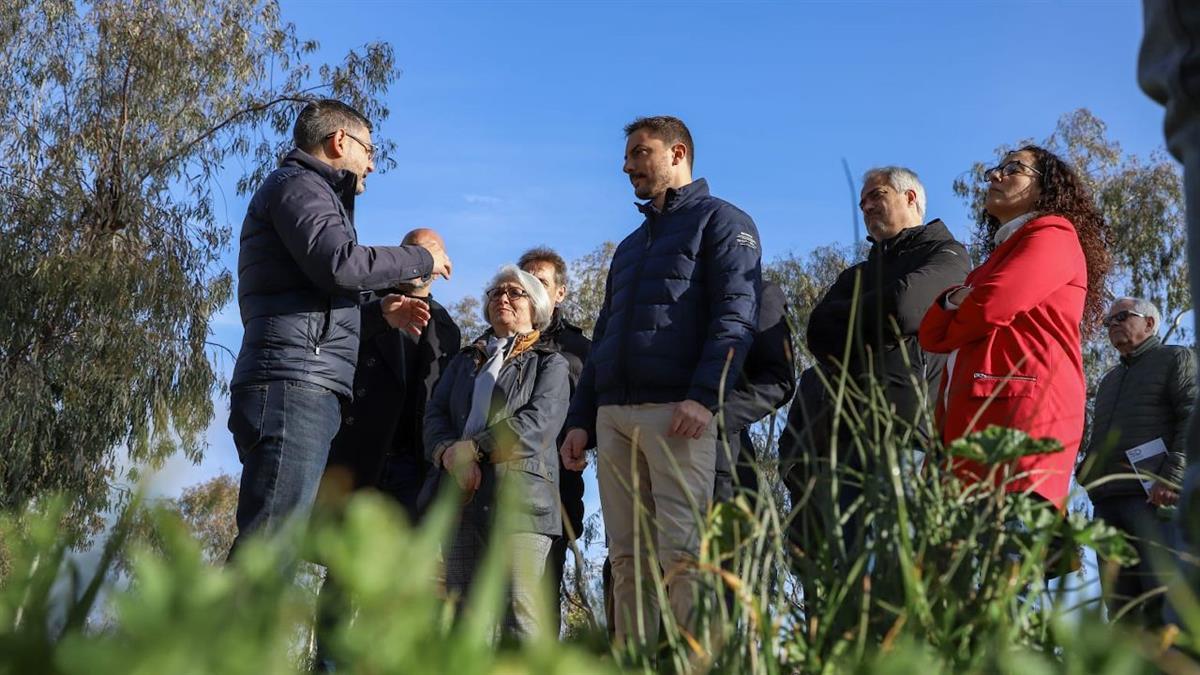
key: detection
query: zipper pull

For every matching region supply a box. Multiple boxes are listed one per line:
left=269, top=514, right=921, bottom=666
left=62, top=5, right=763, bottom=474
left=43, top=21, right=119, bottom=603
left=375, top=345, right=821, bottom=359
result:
left=315, top=345, right=321, bottom=355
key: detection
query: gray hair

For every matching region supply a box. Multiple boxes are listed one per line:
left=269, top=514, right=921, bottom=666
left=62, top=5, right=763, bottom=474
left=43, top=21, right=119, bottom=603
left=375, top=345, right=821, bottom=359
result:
left=481, top=265, right=553, bottom=331
left=1113, top=296, right=1162, bottom=333
left=862, top=166, right=927, bottom=222
left=293, top=99, right=372, bottom=152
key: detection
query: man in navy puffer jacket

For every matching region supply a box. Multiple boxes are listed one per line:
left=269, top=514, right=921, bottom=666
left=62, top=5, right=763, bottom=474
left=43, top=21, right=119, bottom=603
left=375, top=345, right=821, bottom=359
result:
left=561, top=116, right=761, bottom=649
left=228, top=100, right=451, bottom=557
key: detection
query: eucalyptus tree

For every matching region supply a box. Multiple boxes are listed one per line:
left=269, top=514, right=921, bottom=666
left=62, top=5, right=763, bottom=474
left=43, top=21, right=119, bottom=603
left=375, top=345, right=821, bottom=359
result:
left=561, top=241, right=616, bottom=340
left=0, top=0, right=400, bottom=536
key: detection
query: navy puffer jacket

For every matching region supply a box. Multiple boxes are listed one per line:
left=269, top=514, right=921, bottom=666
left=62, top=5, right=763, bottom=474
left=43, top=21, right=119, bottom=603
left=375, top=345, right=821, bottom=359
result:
left=567, top=179, right=762, bottom=438
left=231, top=149, right=433, bottom=397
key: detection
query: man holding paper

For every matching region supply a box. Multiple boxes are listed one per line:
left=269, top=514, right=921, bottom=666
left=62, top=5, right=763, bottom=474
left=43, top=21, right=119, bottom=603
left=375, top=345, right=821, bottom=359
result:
left=1079, top=297, right=1197, bottom=624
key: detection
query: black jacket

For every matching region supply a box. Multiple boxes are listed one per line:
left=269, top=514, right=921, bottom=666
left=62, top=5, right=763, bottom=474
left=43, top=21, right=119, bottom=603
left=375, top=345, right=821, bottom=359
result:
left=781, top=221, right=967, bottom=482
left=424, top=335, right=570, bottom=536
left=714, top=281, right=796, bottom=499
left=720, top=281, right=796, bottom=435
left=567, top=179, right=762, bottom=440
left=806, top=220, right=968, bottom=424
left=1080, top=336, right=1196, bottom=499
left=325, top=297, right=460, bottom=490
left=231, top=149, right=433, bottom=397
left=540, top=310, right=591, bottom=539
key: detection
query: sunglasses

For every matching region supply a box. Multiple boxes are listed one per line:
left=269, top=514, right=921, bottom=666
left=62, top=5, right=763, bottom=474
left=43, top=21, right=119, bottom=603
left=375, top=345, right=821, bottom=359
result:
left=1103, top=310, right=1146, bottom=327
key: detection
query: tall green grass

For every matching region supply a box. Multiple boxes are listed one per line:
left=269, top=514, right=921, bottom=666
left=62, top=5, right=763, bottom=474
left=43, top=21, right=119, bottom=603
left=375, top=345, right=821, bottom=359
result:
left=1, top=365, right=1196, bottom=673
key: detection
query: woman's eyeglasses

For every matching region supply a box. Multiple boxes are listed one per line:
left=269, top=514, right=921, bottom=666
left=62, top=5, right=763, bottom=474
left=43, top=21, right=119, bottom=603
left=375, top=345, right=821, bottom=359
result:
left=984, top=160, right=1042, bottom=180
left=486, top=286, right=530, bottom=302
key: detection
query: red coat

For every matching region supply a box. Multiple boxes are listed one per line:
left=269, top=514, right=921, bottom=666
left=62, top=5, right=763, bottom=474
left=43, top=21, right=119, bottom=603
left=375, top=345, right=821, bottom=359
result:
left=918, top=215, right=1087, bottom=507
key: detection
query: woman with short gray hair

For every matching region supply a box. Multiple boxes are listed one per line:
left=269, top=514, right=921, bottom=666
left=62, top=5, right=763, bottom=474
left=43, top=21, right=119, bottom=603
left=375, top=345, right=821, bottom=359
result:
left=423, top=264, right=569, bottom=639
left=478, top=265, right=554, bottom=331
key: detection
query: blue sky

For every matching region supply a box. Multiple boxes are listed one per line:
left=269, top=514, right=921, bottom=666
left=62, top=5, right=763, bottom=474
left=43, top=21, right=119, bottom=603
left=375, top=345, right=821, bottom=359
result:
left=150, top=0, right=1165, bottom=554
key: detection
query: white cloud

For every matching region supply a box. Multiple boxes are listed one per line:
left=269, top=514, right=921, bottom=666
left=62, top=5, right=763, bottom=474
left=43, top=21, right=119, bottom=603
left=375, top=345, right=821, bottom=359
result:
left=462, top=193, right=503, bottom=206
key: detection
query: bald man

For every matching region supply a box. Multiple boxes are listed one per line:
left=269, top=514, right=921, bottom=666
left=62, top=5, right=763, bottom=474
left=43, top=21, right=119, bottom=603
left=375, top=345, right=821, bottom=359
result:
left=318, top=227, right=461, bottom=518
left=313, top=229, right=459, bottom=670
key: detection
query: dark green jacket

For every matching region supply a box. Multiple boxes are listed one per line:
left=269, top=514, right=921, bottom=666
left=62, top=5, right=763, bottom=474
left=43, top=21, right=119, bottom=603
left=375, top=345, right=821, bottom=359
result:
left=1080, top=336, right=1196, bottom=499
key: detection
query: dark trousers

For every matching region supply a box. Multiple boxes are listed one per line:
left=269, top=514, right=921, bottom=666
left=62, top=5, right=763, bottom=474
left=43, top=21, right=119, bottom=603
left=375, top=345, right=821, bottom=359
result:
left=377, top=454, right=430, bottom=523
left=227, top=379, right=342, bottom=557
left=314, top=454, right=430, bottom=671
left=545, top=535, right=570, bottom=635
left=1093, top=495, right=1171, bottom=625
left=544, top=463, right=584, bottom=636
left=714, top=428, right=759, bottom=504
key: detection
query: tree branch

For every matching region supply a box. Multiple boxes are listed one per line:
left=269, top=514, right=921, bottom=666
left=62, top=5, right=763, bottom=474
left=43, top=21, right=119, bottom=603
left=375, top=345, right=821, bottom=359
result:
left=1162, top=307, right=1190, bottom=344
left=138, top=95, right=313, bottom=184
left=205, top=340, right=237, bottom=362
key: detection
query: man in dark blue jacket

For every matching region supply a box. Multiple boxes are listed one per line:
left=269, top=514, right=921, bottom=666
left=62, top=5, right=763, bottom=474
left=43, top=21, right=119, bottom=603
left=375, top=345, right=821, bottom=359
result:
left=560, top=116, right=761, bottom=648
left=227, top=100, right=451, bottom=555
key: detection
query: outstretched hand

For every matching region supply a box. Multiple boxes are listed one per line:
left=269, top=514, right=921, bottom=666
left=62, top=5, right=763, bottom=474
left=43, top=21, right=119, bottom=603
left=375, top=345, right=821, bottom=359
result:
left=381, top=294, right=431, bottom=336
left=419, top=238, right=453, bottom=280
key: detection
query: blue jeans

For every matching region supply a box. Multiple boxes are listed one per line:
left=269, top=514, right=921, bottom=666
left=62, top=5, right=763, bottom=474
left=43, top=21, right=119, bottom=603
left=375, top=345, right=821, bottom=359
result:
left=227, top=379, right=342, bottom=556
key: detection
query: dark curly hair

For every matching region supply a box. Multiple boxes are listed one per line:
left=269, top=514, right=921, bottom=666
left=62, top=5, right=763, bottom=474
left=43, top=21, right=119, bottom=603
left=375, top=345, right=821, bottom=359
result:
left=985, top=145, right=1111, bottom=331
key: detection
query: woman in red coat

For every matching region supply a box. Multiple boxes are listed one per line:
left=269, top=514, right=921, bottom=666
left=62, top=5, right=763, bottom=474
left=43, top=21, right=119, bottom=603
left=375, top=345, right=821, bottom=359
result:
left=918, top=146, right=1110, bottom=507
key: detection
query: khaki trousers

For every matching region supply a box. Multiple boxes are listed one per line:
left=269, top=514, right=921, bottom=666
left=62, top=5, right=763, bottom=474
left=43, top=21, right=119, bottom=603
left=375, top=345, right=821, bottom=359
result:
left=596, top=403, right=716, bottom=647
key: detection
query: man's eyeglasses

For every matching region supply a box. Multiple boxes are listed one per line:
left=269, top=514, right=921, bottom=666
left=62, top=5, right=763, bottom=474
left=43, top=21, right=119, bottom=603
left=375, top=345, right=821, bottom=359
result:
left=486, top=286, right=530, bottom=302
left=326, top=129, right=375, bottom=160
left=984, top=160, right=1042, bottom=180
left=1103, top=310, right=1147, bottom=327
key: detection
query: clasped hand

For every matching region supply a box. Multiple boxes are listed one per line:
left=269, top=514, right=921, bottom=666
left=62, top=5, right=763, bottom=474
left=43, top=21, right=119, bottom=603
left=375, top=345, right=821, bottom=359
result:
left=442, top=440, right=482, bottom=492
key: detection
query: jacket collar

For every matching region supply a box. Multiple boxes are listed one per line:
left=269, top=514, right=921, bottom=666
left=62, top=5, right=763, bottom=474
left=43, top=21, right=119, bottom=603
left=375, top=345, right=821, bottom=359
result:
left=466, top=329, right=546, bottom=365
left=1120, top=335, right=1162, bottom=366
left=281, top=148, right=358, bottom=211
left=635, top=178, right=709, bottom=217
left=545, top=307, right=582, bottom=337
left=993, top=212, right=1037, bottom=246
left=870, top=219, right=955, bottom=256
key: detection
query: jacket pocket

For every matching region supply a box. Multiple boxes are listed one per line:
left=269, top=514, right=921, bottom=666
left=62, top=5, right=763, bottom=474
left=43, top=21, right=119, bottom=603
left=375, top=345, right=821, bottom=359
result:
left=227, top=384, right=271, bottom=462
left=314, top=301, right=333, bottom=355
left=511, top=456, right=552, bottom=480
left=969, top=372, right=1038, bottom=399
left=508, top=457, right=554, bottom=516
